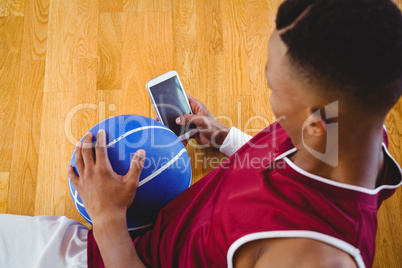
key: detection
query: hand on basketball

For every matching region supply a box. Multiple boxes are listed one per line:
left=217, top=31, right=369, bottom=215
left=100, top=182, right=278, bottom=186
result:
left=67, top=130, right=146, bottom=226
left=155, top=94, right=230, bottom=148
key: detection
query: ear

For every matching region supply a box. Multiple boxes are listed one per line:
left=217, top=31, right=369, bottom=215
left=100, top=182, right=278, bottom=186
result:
left=305, top=107, right=327, bottom=137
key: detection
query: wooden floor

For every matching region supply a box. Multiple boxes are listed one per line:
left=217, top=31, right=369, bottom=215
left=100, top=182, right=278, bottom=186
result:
left=0, top=0, right=401, bottom=267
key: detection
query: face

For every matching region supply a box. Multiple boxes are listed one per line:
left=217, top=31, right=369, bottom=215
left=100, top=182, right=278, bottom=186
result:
left=265, top=29, right=310, bottom=143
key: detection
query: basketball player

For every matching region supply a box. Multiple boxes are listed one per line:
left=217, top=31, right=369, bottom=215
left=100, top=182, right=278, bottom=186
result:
left=1, top=0, right=401, bottom=267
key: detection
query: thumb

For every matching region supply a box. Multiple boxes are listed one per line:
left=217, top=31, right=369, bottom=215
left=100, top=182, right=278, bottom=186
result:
left=124, top=149, right=146, bottom=184
left=67, top=165, right=80, bottom=190
left=176, top=114, right=207, bottom=128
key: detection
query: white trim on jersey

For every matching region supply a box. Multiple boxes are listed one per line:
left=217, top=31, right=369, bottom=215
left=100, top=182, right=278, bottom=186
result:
left=128, top=223, right=153, bottom=231
left=275, top=143, right=402, bottom=195
left=226, top=230, right=366, bottom=268
left=274, top=147, right=297, bottom=161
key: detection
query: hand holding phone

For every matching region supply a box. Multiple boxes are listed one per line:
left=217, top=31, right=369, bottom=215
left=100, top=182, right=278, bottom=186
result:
left=146, top=71, right=198, bottom=141
left=155, top=94, right=230, bottom=148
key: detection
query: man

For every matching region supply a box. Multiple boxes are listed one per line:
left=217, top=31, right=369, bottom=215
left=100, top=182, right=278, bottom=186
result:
left=1, top=0, right=402, bottom=267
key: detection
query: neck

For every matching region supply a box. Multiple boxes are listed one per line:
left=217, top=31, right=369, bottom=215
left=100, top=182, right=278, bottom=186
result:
left=290, top=123, right=385, bottom=189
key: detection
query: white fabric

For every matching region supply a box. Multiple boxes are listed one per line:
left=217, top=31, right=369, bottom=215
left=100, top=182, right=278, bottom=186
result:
left=0, top=214, right=88, bottom=268
left=219, top=127, right=253, bottom=157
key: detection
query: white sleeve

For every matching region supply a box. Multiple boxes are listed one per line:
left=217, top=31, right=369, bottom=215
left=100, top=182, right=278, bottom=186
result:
left=219, top=127, right=253, bottom=157
left=0, top=215, right=88, bottom=268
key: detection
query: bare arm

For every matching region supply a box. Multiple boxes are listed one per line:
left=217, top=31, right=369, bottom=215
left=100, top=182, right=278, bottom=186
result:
left=93, top=216, right=145, bottom=268
left=67, top=130, right=146, bottom=268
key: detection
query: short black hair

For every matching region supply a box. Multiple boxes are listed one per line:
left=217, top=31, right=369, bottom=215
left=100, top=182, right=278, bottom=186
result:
left=276, top=0, right=402, bottom=113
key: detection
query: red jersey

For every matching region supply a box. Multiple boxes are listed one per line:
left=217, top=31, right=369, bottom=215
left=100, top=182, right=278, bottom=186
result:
left=87, top=122, right=402, bottom=268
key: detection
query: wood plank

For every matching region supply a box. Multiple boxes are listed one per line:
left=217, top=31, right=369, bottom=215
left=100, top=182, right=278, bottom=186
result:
left=196, top=0, right=223, bottom=56
left=376, top=188, right=402, bottom=245
left=21, top=0, right=49, bottom=60
left=0, top=15, right=24, bottom=171
left=245, top=0, right=273, bottom=125
left=96, top=90, right=124, bottom=120
left=43, top=0, right=76, bottom=92
left=35, top=92, right=71, bottom=217
left=7, top=60, right=45, bottom=216
left=100, top=0, right=123, bottom=12
left=74, top=0, right=98, bottom=58
left=0, top=0, right=25, bottom=17
left=385, top=98, right=402, bottom=164
left=245, top=0, right=273, bottom=37
left=123, top=0, right=172, bottom=12
left=373, top=244, right=402, bottom=268
left=206, top=55, right=226, bottom=119
left=0, top=172, right=10, bottom=213
left=172, top=0, right=197, bottom=93
left=97, top=12, right=122, bottom=90
left=121, top=11, right=148, bottom=104
left=221, top=0, right=251, bottom=96
left=0, top=90, right=18, bottom=172
left=122, top=11, right=173, bottom=116
left=394, top=0, right=402, bottom=11
left=0, top=15, right=24, bottom=90
left=247, top=34, right=275, bottom=129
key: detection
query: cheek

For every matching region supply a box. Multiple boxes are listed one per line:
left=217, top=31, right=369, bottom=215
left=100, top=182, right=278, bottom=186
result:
left=269, top=91, right=283, bottom=119
left=270, top=94, right=296, bottom=138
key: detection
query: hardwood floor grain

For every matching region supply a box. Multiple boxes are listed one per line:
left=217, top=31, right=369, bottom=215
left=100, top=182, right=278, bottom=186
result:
left=43, top=0, right=75, bottom=92
left=0, top=0, right=401, bottom=267
left=0, top=13, right=23, bottom=171
left=7, top=60, right=44, bottom=216
left=222, top=0, right=251, bottom=96
left=0, top=172, right=10, bottom=213
left=21, top=0, right=49, bottom=60
left=100, top=0, right=123, bottom=12
left=97, top=12, right=122, bottom=90
left=123, top=0, right=172, bottom=12
left=0, top=0, right=25, bottom=17
left=74, top=0, right=98, bottom=59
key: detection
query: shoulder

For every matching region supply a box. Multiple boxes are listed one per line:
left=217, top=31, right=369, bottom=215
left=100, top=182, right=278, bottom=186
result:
left=234, top=237, right=357, bottom=268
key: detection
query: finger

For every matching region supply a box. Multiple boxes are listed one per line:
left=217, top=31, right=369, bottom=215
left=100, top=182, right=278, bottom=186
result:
left=75, top=141, right=84, bottom=175
left=82, top=132, right=95, bottom=166
left=154, top=115, right=159, bottom=122
left=67, top=165, right=80, bottom=189
left=95, top=129, right=110, bottom=167
left=186, top=94, right=200, bottom=111
left=176, top=114, right=207, bottom=128
left=186, top=93, right=195, bottom=101
left=124, top=149, right=146, bottom=185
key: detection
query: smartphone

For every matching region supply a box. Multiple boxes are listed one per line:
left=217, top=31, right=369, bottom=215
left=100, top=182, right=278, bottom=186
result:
left=146, top=70, right=198, bottom=141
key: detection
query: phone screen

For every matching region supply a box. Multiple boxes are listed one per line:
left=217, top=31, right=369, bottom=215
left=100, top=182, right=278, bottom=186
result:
left=149, top=76, right=196, bottom=137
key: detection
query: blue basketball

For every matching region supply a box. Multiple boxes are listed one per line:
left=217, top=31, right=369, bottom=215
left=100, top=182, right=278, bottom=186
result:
left=68, top=115, right=192, bottom=232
